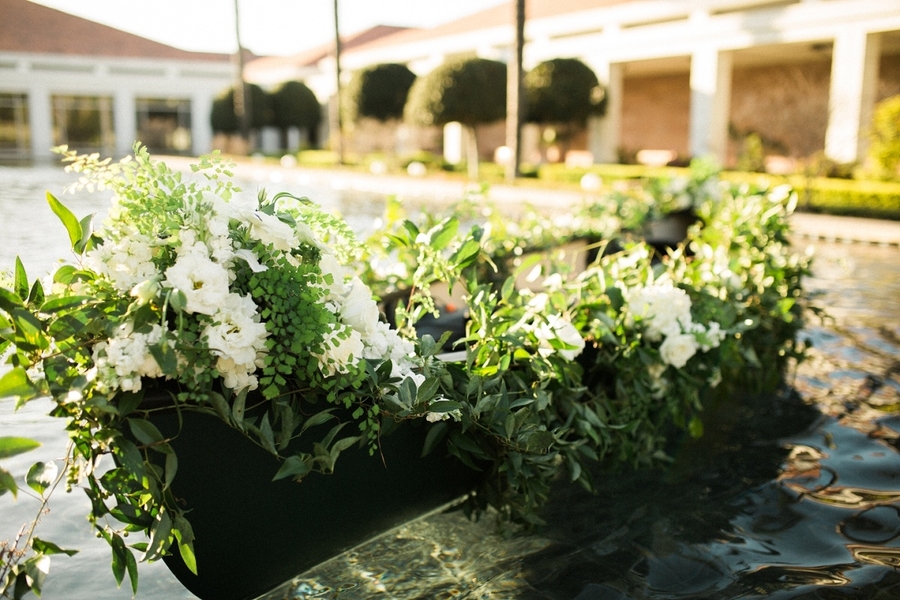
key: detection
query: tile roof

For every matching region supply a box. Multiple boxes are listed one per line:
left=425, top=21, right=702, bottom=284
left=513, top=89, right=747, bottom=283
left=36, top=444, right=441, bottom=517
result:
left=1, top=0, right=232, bottom=61
left=345, top=0, right=635, bottom=54
left=246, top=25, right=411, bottom=73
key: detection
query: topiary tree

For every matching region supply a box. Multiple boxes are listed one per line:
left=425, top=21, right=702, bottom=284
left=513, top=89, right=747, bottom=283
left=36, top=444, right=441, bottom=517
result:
left=867, top=94, right=900, bottom=181
left=210, top=84, right=272, bottom=135
left=270, top=80, right=321, bottom=150
left=343, top=63, right=416, bottom=124
left=405, top=57, right=507, bottom=179
left=525, top=58, right=607, bottom=160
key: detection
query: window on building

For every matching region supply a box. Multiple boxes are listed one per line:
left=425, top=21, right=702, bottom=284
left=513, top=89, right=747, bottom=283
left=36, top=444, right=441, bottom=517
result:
left=136, top=97, right=192, bottom=155
left=0, top=93, right=30, bottom=160
left=51, top=95, right=115, bottom=153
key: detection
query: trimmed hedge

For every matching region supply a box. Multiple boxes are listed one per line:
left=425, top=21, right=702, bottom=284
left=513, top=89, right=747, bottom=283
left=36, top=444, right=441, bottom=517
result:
left=538, top=163, right=900, bottom=220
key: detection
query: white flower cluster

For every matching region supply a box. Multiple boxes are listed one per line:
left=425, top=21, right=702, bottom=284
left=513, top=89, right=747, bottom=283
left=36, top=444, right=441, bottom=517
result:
left=626, top=284, right=726, bottom=369
left=318, top=254, right=423, bottom=386
left=85, top=184, right=422, bottom=396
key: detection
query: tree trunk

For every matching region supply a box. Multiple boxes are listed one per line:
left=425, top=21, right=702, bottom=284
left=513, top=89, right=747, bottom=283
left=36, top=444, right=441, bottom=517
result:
left=466, top=124, right=480, bottom=180
left=505, top=0, right=526, bottom=181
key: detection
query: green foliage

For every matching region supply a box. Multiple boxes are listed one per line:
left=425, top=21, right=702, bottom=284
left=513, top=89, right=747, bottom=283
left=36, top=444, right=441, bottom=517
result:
left=210, top=84, right=272, bottom=133
left=343, top=63, right=416, bottom=124
left=867, top=94, right=900, bottom=181
left=404, top=57, right=507, bottom=127
left=525, top=58, right=606, bottom=125
left=270, top=80, right=321, bottom=132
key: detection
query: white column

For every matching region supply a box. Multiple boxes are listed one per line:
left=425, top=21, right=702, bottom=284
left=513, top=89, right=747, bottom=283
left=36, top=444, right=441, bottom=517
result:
left=825, top=30, right=881, bottom=164
left=191, top=91, right=214, bottom=155
left=114, top=89, right=136, bottom=158
left=590, top=61, right=623, bottom=164
left=28, top=85, right=53, bottom=163
left=689, top=46, right=732, bottom=164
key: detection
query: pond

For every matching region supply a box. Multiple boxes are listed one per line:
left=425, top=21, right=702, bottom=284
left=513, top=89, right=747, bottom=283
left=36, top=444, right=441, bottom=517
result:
left=1, top=164, right=899, bottom=599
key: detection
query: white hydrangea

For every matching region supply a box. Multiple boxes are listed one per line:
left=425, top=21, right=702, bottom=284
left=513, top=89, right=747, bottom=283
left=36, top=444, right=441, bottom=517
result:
left=84, top=233, right=157, bottom=293
left=93, top=322, right=166, bottom=392
left=203, top=293, right=269, bottom=392
left=626, top=284, right=693, bottom=342
left=164, top=252, right=231, bottom=315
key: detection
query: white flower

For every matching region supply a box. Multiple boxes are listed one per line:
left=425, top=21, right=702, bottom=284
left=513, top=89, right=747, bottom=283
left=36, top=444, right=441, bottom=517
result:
left=647, top=363, right=669, bottom=399
left=84, top=234, right=157, bottom=292
left=340, top=277, right=380, bottom=337
left=319, top=252, right=350, bottom=300
left=164, top=253, right=231, bottom=315
left=92, top=322, right=166, bottom=392
left=627, top=285, right=693, bottom=341
left=317, top=325, right=364, bottom=376
left=659, top=332, right=699, bottom=368
left=694, top=321, right=726, bottom=352
left=203, top=293, right=268, bottom=391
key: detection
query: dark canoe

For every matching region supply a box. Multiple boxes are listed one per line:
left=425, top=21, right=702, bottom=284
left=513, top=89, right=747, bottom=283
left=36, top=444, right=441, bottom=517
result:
left=145, top=393, right=481, bottom=600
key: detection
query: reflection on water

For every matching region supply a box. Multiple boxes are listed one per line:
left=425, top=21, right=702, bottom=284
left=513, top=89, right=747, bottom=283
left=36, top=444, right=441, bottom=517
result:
left=2, top=165, right=900, bottom=599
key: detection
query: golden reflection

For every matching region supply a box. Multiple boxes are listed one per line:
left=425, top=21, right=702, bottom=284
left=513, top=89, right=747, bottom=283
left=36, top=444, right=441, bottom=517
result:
left=849, top=545, right=900, bottom=568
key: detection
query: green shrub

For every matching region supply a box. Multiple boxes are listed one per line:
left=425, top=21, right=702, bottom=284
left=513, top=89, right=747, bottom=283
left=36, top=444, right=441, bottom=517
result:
left=867, top=94, right=900, bottom=181
left=210, top=84, right=271, bottom=133
left=270, top=81, right=321, bottom=146
left=525, top=58, right=606, bottom=125
left=343, top=63, right=416, bottom=124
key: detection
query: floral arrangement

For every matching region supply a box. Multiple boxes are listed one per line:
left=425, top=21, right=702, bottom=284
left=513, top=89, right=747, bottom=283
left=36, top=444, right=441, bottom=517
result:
left=1, top=149, right=812, bottom=597
left=0, top=146, right=454, bottom=595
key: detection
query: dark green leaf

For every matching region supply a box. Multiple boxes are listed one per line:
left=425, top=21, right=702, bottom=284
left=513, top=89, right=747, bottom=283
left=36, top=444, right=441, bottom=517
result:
left=127, top=418, right=165, bottom=446
left=421, top=422, right=447, bottom=457
left=272, top=454, right=312, bottom=481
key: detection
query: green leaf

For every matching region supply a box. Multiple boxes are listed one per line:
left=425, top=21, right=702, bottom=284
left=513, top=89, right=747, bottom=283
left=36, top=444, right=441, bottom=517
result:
left=526, top=430, right=555, bottom=454
left=300, top=409, right=335, bottom=433
left=127, top=418, right=165, bottom=447
left=0, top=467, right=18, bottom=498
left=272, top=454, right=312, bottom=481
left=47, top=191, right=83, bottom=250
left=142, top=510, right=173, bottom=562
left=430, top=217, right=459, bottom=250
left=24, top=554, right=50, bottom=596
left=173, top=514, right=197, bottom=576
left=421, top=422, right=448, bottom=457
left=26, top=461, right=58, bottom=497
left=0, top=286, right=25, bottom=312
left=32, top=539, right=78, bottom=557
left=14, top=257, right=29, bottom=301
left=688, top=415, right=704, bottom=438
left=259, top=413, right=276, bottom=454
left=0, top=436, right=41, bottom=459
left=427, top=400, right=461, bottom=413
left=231, top=390, right=247, bottom=430
left=10, top=307, right=49, bottom=351
left=111, top=533, right=128, bottom=587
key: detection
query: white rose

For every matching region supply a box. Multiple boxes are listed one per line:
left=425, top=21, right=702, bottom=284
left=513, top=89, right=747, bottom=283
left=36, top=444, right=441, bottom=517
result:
left=659, top=332, right=699, bottom=368
left=164, top=253, right=231, bottom=315
left=340, top=277, right=379, bottom=337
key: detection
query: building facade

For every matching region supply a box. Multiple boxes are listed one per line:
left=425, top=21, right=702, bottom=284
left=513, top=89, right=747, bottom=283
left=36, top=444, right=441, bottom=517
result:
left=249, top=0, right=900, bottom=168
left=1, top=0, right=236, bottom=163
